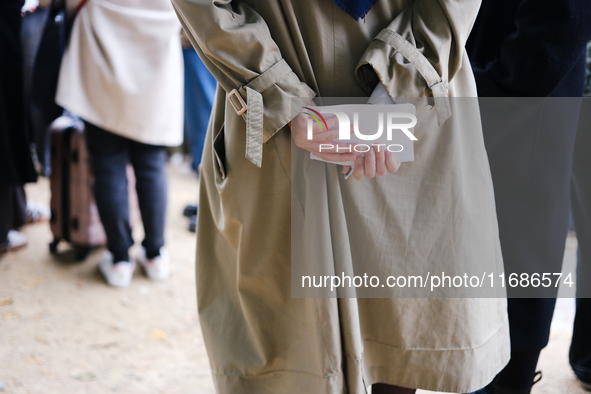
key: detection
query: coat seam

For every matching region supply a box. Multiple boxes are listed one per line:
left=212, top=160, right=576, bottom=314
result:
left=210, top=368, right=343, bottom=379
left=314, top=298, right=338, bottom=375
left=363, top=316, right=508, bottom=352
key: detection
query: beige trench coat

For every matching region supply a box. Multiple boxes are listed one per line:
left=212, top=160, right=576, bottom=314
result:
left=172, top=0, right=510, bottom=393
left=56, top=0, right=183, bottom=146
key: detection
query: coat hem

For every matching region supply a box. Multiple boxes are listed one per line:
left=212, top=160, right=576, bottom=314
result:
left=211, top=369, right=346, bottom=394
left=207, top=318, right=510, bottom=394
left=55, top=98, right=183, bottom=147
left=362, top=318, right=511, bottom=393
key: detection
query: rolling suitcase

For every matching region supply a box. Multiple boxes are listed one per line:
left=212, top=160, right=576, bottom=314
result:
left=48, top=116, right=140, bottom=260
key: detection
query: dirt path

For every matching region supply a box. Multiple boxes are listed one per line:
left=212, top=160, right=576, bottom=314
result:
left=0, top=166, right=215, bottom=393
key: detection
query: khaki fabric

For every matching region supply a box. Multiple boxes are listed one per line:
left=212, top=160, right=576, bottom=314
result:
left=172, top=0, right=510, bottom=393
left=56, top=0, right=183, bottom=146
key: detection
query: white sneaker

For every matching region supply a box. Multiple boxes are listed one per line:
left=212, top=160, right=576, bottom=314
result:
left=26, top=201, right=51, bottom=223
left=0, top=230, right=28, bottom=253
left=137, top=247, right=169, bottom=281
left=99, top=251, right=135, bottom=288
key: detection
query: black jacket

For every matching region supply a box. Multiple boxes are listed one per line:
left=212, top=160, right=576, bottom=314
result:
left=466, top=0, right=591, bottom=97
left=0, top=0, right=37, bottom=184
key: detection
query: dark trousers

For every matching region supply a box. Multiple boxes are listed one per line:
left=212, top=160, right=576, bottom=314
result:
left=481, top=97, right=581, bottom=388
left=0, top=183, right=27, bottom=243
left=571, top=299, right=591, bottom=382
left=570, top=98, right=591, bottom=383
left=84, top=122, right=167, bottom=262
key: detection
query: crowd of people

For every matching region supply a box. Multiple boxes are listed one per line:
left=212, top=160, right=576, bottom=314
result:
left=1, top=0, right=591, bottom=393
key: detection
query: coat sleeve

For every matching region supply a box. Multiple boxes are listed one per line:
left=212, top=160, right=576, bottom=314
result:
left=171, top=0, right=316, bottom=167
left=355, top=0, right=481, bottom=125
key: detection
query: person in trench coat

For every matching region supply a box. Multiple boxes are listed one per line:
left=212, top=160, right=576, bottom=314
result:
left=172, top=0, right=511, bottom=393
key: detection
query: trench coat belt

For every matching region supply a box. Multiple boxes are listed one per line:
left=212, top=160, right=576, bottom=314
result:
left=375, top=29, right=452, bottom=126
left=227, top=59, right=294, bottom=168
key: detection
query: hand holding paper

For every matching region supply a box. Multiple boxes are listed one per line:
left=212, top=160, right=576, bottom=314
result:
left=289, top=102, right=357, bottom=164
left=289, top=82, right=417, bottom=180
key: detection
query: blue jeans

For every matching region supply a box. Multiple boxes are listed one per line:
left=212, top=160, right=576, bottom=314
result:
left=183, top=47, right=216, bottom=173
left=85, top=122, right=167, bottom=262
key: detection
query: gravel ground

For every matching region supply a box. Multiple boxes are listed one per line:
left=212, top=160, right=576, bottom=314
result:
left=0, top=164, right=587, bottom=394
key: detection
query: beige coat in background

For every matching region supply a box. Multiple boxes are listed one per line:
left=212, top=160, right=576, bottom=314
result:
left=173, top=0, right=511, bottom=393
left=56, top=0, right=183, bottom=146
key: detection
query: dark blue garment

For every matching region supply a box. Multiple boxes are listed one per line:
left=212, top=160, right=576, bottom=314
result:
left=330, top=0, right=378, bottom=21
left=466, top=0, right=591, bottom=391
left=570, top=98, right=591, bottom=385
left=571, top=299, right=591, bottom=384
left=466, top=0, right=591, bottom=97
left=183, top=48, right=216, bottom=173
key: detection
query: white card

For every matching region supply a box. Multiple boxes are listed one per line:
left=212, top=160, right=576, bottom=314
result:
left=309, top=103, right=416, bottom=166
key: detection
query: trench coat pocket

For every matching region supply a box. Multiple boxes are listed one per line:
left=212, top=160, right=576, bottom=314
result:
left=212, top=123, right=227, bottom=191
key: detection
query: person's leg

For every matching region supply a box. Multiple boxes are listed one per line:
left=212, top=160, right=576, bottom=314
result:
left=473, top=98, right=580, bottom=393
left=372, top=384, right=416, bottom=394
left=12, top=183, right=27, bottom=228
left=570, top=299, right=591, bottom=386
left=570, top=98, right=591, bottom=386
left=496, top=298, right=555, bottom=389
left=129, top=140, right=167, bottom=259
left=84, top=121, right=133, bottom=263
left=0, top=183, right=28, bottom=252
left=0, top=183, right=12, bottom=244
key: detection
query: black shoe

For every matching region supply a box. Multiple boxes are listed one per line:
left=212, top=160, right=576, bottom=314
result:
left=576, top=377, right=591, bottom=392
left=467, top=372, right=542, bottom=394
left=573, top=367, right=591, bottom=391
left=188, top=214, right=197, bottom=233
left=467, top=379, right=495, bottom=394
left=183, top=205, right=198, bottom=218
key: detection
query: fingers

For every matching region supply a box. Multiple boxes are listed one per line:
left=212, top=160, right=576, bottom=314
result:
left=349, top=149, right=400, bottom=181
left=294, top=102, right=402, bottom=178
left=315, top=118, right=353, bottom=141
left=314, top=128, right=342, bottom=142
left=296, top=115, right=339, bottom=142
left=375, top=146, right=387, bottom=176
left=364, top=147, right=376, bottom=179
left=325, top=115, right=339, bottom=130
left=385, top=150, right=401, bottom=173
left=313, top=152, right=357, bottom=163
left=308, top=142, right=352, bottom=154
left=353, top=156, right=365, bottom=180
